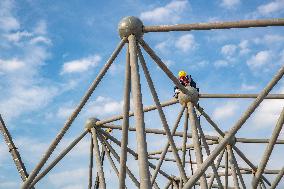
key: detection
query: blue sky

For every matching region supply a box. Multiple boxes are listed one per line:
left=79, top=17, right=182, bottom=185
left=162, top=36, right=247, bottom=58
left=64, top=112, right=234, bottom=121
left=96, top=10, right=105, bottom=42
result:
left=0, top=0, right=284, bottom=188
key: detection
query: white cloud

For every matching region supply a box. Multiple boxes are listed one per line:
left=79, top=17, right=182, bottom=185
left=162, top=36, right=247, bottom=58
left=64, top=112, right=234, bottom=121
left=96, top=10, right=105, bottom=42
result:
left=254, top=34, right=284, bottom=45
left=61, top=55, right=101, bottom=74
left=257, top=0, right=284, bottom=16
left=84, top=96, right=124, bottom=118
left=221, top=44, right=237, bottom=57
left=239, top=40, right=250, bottom=55
left=213, top=102, right=239, bottom=120
left=4, top=31, right=32, bottom=43
left=214, top=59, right=229, bottom=67
left=240, top=83, right=257, bottom=91
left=220, top=0, right=241, bottom=9
left=30, top=36, right=52, bottom=45
left=246, top=50, right=271, bottom=69
left=0, top=86, right=58, bottom=120
left=0, top=58, right=25, bottom=72
left=175, top=34, right=197, bottom=52
left=0, top=0, right=20, bottom=31
left=48, top=168, right=88, bottom=187
left=140, top=0, right=189, bottom=24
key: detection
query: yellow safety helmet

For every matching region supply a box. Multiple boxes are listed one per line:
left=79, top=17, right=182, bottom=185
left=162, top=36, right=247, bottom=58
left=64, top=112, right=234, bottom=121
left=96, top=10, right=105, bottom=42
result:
left=178, top=70, right=187, bottom=78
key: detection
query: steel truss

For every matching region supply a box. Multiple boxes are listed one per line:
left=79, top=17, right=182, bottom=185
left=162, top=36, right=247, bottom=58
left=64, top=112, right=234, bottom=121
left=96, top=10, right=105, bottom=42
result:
left=0, top=17, right=284, bottom=189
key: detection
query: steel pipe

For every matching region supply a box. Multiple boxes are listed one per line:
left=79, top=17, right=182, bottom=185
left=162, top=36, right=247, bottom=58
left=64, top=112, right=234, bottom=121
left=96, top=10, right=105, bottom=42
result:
left=252, top=108, right=284, bottom=188
left=188, top=102, right=208, bottom=189
left=88, top=134, right=94, bottom=189
left=0, top=115, right=30, bottom=183
left=138, top=45, right=187, bottom=182
left=183, top=64, right=284, bottom=189
left=143, top=19, right=284, bottom=32
left=91, top=128, right=106, bottom=189
left=21, top=37, right=127, bottom=189
left=119, top=42, right=131, bottom=189
left=30, top=130, right=88, bottom=187
left=270, top=166, right=284, bottom=189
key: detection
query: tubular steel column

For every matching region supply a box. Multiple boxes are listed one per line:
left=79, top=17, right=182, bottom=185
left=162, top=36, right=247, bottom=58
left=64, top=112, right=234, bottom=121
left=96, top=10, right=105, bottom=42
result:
left=188, top=102, right=208, bottom=189
left=195, top=115, right=223, bottom=189
left=150, top=106, right=186, bottom=185
left=180, top=107, right=189, bottom=188
left=252, top=108, right=284, bottom=188
left=225, top=149, right=228, bottom=189
left=88, top=134, right=94, bottom=189
left=138, top=45, right=187, bottom=182
left=196, top=105, right=271, bottom=186
left=21, top=38, right=126, bottom=189
left=0, top=115, right=31, bottom=184
left=96, top=131, right=140, bottom=188
left=183, top=64, right=284, bottom=189
left=119, top=42, right=131, bottom=189
left=227, top=145, right=240, bottom=189
left=270, top=166, right=284, bottom=189
left=208, top=150, right=225, bottom=189
left=91, top=128, right=106, bottom=189
left=128, top=34, right=151, bottom=189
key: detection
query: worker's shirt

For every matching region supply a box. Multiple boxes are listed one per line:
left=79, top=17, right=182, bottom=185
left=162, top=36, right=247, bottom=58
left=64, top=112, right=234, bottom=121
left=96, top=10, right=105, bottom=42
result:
left=179, top=76, right=190, bottom=86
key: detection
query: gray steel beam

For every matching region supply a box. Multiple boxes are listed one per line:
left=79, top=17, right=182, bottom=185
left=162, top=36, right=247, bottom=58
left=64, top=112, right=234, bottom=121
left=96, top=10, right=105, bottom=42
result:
left=96, top=127, right=173, bottom=180
left=225, top=149, right=228, bottom=189
left=227, top=145, right=240, bottom=189
left=148, top=141, right=218, bottom=156
left=196, top=105, right=271, bottom=186
left=252, top=108, right=284, bottom=188
left=270, top=166, right=284, bottom=189
left=100, top=123, right=219, bottom=141
left=149, top=106, right=185, bottom=185
left=196, top=114, right=223, bottom=189
left=30, top=130, right=88, bottom=187
left=208, top=150, right=225, bottom=189
left=0, top=115, right=31, bottom=184
left=95, top=93, right=283, bottom=126
left=143, top=19, right=284, bottom=32
left=183, top=64, right=284, bottom=189
left=188, top=102, right=208, bottom=189
left=128, top=34, right=151, bottom=189
left=91, top=128, right=106, bottom=189
left=230, top=150, right=246, bottom=189
left=138, top=45, right=187, bottom=182
left=88, top=134, right=94, bottom=189
left=119, top=41, right=131, bottom=189
left=199, top=94, right=284, bottom=99
left=96, top=130, right=139, bottom=188
left=21, top=37, right=127, bottom=189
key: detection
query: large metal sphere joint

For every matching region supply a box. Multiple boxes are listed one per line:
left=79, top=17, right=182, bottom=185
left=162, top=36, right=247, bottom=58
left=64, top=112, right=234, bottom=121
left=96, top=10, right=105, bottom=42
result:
left=85, top=117, right=100, bottom=131
left=118, top=16, right=144, bottom=39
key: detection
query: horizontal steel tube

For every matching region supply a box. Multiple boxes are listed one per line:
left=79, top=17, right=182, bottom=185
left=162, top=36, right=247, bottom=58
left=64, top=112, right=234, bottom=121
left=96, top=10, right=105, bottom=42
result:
left=143, top=19, right=284, bottom=32
left=199, top=94, right=284, bottom=99
left=100, top=123, right=219, bottom=141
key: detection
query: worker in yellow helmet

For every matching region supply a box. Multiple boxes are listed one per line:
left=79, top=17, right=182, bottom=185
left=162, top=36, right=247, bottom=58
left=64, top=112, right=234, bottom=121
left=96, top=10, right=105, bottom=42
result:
left=174, top=70, right=199, bottom=98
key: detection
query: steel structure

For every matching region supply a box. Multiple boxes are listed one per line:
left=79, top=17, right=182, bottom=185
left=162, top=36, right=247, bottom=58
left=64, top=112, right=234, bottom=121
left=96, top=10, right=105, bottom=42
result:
left=0, top=16, right=284, bottom=189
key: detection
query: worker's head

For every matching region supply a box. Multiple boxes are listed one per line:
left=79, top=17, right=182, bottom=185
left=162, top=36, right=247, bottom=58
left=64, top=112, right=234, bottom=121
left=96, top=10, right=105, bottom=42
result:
left=178, top=70, right=187, bottom=78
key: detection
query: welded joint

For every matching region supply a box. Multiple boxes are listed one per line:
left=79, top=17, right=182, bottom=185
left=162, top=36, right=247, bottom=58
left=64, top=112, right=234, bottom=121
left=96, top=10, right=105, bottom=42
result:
left=219, top=132, right=236, bottom=146
left=85, top=117, right=100, bottom=132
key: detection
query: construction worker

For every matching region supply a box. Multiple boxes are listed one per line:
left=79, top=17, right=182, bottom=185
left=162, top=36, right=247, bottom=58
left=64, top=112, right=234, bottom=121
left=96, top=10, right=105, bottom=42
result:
left=174, top=70, right=199, bottom=98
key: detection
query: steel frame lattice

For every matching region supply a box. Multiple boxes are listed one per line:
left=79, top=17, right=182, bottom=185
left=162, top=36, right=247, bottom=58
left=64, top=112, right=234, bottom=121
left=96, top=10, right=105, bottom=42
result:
left=0, top=16, right=284, bottom=189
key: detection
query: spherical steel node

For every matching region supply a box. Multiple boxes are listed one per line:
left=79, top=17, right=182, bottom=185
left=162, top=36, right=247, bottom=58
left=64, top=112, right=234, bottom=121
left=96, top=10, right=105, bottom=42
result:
left=118, top=16, right=143, bottom=39
left=85, top=117, right=100, bottom=131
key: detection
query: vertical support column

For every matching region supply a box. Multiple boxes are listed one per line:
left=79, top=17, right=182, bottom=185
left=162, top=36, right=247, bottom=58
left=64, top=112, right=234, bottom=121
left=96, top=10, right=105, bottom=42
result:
left=0, top=115, right=30, bottom=183
left=138, top=45, right=187, bottom=182
left=88, top=134, right=94, bottom=189
left=227, top=145, right=240, bottom=189
left=91, top=128, right=106, bottom=189
left=195, top=117, right=223, bottom=189
left=180, top=107, right=189, bottom=188
left=187, top=102, right=208, bottom=189
left=208, top=150, right=225, bottom=189
left=119, top=40, right=131, bottom=189
left=252, top=108, right=284, bottom=188
left=128, top=34, right=151, bottom=189
left=225, top=149, right=228, bottom=189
